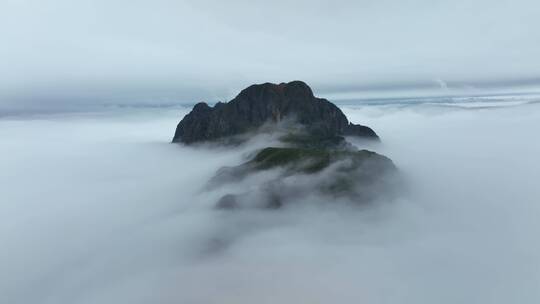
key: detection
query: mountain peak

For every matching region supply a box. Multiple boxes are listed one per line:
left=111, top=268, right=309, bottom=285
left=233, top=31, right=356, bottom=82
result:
left=237, top=81, right=314, bottom=100
left=173, top=81, right=378, bottom=144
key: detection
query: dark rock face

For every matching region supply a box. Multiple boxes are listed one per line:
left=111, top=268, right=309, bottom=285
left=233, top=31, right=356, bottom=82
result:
left=173, top=81, right=378, bottom=144
left=172, top=80, right=399, bottom=210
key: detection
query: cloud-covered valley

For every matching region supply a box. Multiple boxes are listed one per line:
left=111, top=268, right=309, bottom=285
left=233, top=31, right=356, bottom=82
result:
left=1, top=100, right=539, bottom=303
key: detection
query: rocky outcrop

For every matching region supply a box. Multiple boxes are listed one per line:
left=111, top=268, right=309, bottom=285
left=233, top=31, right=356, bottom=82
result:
left=173, top=81, right=399, bottom=210
left=210, top=147, right=397, bottom=209
left=172, top=81, right=378, bottom=144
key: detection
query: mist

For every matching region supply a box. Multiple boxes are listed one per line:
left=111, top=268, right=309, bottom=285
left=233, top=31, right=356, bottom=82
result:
left=1, top=99, right=539, bottom=303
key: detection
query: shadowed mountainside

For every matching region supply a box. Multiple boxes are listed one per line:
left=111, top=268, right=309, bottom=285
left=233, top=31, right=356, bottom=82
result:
left=173, top=81, right=378, bottom=144
left=173, top=81, right=398, bottom=209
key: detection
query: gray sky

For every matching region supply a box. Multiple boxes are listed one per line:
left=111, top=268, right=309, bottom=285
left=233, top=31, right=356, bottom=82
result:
left=1, top=0, right=540, bottom=108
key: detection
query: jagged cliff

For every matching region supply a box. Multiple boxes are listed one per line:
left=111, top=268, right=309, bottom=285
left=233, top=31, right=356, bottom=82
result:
left=173, top=81, right=378, bottom=144
left=173, top=81, right=398, bottom=209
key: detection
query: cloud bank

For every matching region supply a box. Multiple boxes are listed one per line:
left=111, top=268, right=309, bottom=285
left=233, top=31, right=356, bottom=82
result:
left=1, top=99, right=539, bottom=303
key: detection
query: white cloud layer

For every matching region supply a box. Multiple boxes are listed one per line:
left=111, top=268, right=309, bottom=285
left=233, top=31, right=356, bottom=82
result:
left=1, top=100, right=539, bottom=303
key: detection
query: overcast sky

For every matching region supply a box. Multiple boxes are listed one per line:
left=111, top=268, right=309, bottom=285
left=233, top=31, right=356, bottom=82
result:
left=1, top=0, right=540, bottom=108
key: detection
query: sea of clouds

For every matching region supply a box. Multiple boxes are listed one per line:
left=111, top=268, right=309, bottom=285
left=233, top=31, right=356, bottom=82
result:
left=1, top=100, right=539, bottom=304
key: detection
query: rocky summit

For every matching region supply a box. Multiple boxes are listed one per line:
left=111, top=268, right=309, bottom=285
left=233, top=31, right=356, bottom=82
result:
left=172, top=81, right=378, bottom=144
left=173, top=81, right=398, bottom=209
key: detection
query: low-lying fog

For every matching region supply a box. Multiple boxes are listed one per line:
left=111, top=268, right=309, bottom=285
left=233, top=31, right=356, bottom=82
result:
left=1, top=100, right=539, bottom=303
